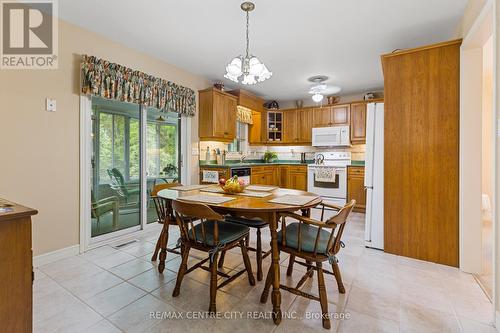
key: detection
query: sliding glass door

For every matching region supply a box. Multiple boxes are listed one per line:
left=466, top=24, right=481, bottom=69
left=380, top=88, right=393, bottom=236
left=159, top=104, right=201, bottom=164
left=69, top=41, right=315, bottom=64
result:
left=89, top=96, right=180, bottom=240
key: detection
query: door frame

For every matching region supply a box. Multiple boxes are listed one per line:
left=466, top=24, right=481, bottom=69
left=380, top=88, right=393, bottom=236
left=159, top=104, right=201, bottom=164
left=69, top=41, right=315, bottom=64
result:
left=459, top=0, right=497, bottom=325
left=79, top=95, right=189, bottom=252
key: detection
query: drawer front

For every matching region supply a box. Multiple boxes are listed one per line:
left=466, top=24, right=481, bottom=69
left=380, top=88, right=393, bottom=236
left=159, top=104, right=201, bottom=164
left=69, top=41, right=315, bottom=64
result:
left=348, top=166, right=364, bottom=176
left=287, top=165, right=307, bottom=173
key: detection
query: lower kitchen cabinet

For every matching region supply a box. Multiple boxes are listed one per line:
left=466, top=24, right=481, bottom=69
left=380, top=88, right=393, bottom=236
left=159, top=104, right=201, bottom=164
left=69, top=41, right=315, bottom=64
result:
left=347, top=166, right=366, bottom=212
left=277, top=165, right=307, bottom=191
left=250, top=166, right=279, bottom=186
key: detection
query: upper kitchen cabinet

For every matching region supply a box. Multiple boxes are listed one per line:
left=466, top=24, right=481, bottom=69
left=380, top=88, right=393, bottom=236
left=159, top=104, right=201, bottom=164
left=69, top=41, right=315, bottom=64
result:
left=350, top=102, right=367, bottom=144
left=279, top=108, right=314, bottom=144
left=230, top=89, right=264, bottom=112
left=230, top=89, right=265, bottom=145
left=313, top=104, right=350, bottom=127
left=297, top=108, right=314, bottom=142
left=198, top=88, right=237, bottom=142
left=282, top=109, right=298, bottom=143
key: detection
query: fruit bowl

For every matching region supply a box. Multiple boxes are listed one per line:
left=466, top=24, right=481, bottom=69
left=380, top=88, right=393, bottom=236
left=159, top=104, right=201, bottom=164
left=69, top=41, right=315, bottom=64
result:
left=219, top=176, right=246, bottom=194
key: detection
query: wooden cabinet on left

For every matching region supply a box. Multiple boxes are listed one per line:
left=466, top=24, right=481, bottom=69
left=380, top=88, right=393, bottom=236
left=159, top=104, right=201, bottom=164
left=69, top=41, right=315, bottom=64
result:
left=198, top=88, right=238, bottom=142
left=0, top=199, right=37, bottom=332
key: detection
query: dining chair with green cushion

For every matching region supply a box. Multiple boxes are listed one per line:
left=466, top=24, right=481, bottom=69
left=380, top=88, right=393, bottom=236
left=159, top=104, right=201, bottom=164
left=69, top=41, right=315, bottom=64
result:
left=91, top=192, right=119, bottom=233
left=218, top=216, right=270, bottom=281
left=260, top=200, right=356, bottom=329
left=171, top=199, right=255, bottom=313
left=107, top=168, right=140, bottom=203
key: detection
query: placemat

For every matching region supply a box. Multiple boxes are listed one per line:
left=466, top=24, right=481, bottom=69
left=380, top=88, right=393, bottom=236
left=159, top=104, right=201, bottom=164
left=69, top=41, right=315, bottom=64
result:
left=246, top=185, right=278, bottom=192
left=180, top=194, right=235, bottom=204
left=268, top=194, right=319, bottom=206
left=201, top=187, right=272, bottom=198
left=170, top=185, right=211, bottom=191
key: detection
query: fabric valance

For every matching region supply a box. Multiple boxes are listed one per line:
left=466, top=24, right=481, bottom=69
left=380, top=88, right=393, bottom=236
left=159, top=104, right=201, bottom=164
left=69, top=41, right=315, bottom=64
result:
left=236, top=106, right=253, bottom=125
left=81, top=55, right=196, bottom=117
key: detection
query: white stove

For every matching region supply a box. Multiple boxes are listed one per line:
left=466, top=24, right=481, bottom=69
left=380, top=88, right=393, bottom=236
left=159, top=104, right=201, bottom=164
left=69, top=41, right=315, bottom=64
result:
left=307, top=152, right=351, bottom=206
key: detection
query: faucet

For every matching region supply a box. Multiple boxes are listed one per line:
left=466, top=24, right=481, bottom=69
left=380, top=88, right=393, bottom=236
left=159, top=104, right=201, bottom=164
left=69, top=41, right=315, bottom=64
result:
left=240, top=154, right=247, bottom=163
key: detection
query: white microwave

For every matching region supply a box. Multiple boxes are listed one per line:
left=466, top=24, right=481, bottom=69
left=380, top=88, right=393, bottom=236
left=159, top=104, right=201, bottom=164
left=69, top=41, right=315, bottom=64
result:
left=312, top=126, right=351, bottom=147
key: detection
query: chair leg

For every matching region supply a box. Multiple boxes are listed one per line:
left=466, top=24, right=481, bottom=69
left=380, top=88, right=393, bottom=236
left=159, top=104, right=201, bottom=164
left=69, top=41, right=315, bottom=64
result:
left=332, top=260, right=346, bottom=294
left=172, top=245, right=190, bottom=297
left=158, top=224, right=170, bottom=273
left=151, top=226, right=163, bottom=261
left=208, top=251, right=219, bottom=314
left=306, top=260, right=314, bottom=277
left=260, top=264, right=273, bottom=303
left=286, top=254, right=295, bottom=276
left=316, top=262, right=331, bottom=329
left=240, top=240, right=256, bottom=286
left=256, top=228, right=263, bottom=281
left=245, top=232, right=250, bottom=247
left=218, top=250, right=226, bottom=269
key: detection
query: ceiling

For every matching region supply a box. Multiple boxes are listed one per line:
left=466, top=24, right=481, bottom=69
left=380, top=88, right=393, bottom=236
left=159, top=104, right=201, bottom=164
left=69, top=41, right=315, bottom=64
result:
left=59, top=0, right=467, bottom=102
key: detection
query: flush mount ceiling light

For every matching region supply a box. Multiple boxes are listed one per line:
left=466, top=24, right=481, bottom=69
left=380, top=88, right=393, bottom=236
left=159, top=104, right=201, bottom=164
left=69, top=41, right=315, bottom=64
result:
left=224, top=2, right=272, bottom=85
left=308, top=76, right=341, bottom=103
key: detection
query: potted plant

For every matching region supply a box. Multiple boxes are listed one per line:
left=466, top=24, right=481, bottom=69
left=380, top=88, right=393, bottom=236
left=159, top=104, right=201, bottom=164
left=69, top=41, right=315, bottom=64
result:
left=263, top=151, right=278, bottom=163
left=162, top=164, right=178, bottom=181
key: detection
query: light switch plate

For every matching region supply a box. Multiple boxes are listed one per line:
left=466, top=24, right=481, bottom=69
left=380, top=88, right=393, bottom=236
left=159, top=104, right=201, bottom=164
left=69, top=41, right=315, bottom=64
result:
left=192, top=148, right=199, bottom=156
left=46, top=98, right=56, bottom=112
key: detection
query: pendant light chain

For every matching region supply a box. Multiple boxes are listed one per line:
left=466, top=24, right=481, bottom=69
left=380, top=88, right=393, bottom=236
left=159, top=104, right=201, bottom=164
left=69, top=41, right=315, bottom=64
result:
left=245, top=11, right=250, bottom=58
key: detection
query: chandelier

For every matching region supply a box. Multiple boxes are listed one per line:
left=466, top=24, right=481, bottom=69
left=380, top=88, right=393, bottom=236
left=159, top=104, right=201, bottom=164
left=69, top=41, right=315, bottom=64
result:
left=224, top=2, right=272, bottom=85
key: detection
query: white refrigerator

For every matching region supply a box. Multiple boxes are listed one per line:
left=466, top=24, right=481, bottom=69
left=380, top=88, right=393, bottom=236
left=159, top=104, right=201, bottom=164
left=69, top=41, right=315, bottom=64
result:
left=364, top=102, right=384, bottom=250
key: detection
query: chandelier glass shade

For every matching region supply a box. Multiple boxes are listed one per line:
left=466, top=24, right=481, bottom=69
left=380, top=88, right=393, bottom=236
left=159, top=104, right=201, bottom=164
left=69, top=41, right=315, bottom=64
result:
left=224, top=2, right=272, bottom=85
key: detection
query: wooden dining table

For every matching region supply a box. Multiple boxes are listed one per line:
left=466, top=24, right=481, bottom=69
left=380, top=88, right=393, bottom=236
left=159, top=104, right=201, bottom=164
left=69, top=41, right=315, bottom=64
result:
left=157, top=186, right=322, bottom=325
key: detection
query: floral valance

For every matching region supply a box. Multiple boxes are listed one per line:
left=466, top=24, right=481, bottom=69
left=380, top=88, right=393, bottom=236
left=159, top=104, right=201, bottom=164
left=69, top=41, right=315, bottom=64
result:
left=237, top=106, right=253, bottom=125
left=81, top=55, right=196, bottom=117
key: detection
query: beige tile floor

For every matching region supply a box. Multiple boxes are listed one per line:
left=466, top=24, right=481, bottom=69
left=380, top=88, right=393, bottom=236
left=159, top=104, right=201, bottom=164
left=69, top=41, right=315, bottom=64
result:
left=34, top=210, right=496, bottom=332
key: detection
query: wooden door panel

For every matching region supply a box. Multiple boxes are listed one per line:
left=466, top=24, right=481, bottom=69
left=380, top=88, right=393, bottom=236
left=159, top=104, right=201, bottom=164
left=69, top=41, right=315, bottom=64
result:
left=331, top=105, right=350, bottom=125
left=225, top=97, right=237, bottom=140
left=283, top=110, right=297, bottom=143
left=382, top=40, right=459, bottom=267
left=298, top=109, right=313, bottom=142
left=288, top=171, right=307, bottom=191
left=313, top=107, right=332, bottom=127
left=212, top=92, right=226, bottom=138
left=350, top=103, right=367, bottom=144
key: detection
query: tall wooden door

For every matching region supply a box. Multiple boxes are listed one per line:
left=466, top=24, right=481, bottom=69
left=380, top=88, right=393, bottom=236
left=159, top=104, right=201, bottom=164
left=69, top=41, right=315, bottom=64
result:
left=350, top=103, right=367, bottom=144
left=382, top=40, right=460, bottom=267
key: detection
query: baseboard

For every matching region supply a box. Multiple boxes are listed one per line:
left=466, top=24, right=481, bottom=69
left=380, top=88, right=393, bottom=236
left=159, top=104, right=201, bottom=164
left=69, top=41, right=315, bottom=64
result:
left=33, top=244, right=80, bottom=267
left=496, top=311, right=500, bottom=332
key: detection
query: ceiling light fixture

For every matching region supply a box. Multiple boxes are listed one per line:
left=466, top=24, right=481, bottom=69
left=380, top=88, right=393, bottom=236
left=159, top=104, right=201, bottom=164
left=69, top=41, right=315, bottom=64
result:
left=308, top=76, right=341, bottom=103
left=224, top=2, right=272, bottom=85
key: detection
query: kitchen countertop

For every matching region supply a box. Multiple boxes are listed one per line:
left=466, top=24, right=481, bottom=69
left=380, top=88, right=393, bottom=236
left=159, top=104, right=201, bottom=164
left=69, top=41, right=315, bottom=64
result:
left=200, top=160, right=365, bottom=168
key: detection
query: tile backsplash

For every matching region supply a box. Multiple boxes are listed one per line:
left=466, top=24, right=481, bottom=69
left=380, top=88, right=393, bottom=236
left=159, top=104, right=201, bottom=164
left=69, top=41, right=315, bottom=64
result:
left=199, top=140, right=366, bottom=162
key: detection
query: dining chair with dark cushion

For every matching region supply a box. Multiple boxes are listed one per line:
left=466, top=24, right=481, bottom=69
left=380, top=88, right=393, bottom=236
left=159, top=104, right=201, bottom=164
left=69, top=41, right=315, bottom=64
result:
left=260, top=200, right=356, bottom=329
left=150, top=183, right=183, bottom=273
left=219, top=216, right=270, bottom=281
left=171, top=199, right=255, bottom=313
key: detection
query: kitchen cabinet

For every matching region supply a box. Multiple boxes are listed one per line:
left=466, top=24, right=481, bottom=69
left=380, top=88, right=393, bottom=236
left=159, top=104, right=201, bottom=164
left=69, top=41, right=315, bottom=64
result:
left=298, top=108, right=314, bottom=142
left=251, top=166, right=278, bottom=186
left=282, top=109, right=298, bottom=143
left=278, top=165, right=307, bottom=190
left=249, top=110, right=263, bottom=144
left=347, top=166, right=366, bottom=212
left=287, top=166, right=308, bottom=191
left=313, top=104, right=350, bottom=127
left=382, top=39, right=460, bottom=266
left=0, top=199, right=38, bottom=332
left=350, top=102, right=367, bottom=144
left=265, top=111, right=283, bottom=143
left=198, top=88, right=237, bottom=142
left=199, top=167, right=230, bottom=185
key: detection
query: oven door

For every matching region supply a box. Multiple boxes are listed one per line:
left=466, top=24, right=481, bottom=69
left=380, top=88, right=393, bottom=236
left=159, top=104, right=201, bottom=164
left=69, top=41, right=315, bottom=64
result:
left=307, top=166, right=347, bottom=199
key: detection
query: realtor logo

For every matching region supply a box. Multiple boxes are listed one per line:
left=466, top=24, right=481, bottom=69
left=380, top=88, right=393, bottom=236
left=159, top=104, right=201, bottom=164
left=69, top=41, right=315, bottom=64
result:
left=1, top=0, right=58, bottom=69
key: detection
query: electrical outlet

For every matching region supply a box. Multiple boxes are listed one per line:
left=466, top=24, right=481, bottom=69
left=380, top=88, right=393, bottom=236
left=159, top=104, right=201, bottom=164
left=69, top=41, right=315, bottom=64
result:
left=46, top=98, right=56, bottom=112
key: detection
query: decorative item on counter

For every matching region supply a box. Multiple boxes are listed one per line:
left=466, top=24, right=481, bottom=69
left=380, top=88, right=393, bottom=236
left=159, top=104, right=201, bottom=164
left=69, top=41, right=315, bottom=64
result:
left=216, top=148, right=222, bottom=164
left=263, top=151, right=278, bottom=163
left=300, top=152, right=307, bottom=163
left=264, top=100, right=279, bottom=110
left=295, top=100, right=303, bottom=108
left=205, top=146, right=210, bottom=162
left=213, top=81, right=225, bottom=91
left=327, top=96, right=340, bottom=105
left=221, top=150, right=227, bottom=165
left=363, top=92, right=375, bottom=100
left=219, top=176, right=246, bottom=194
